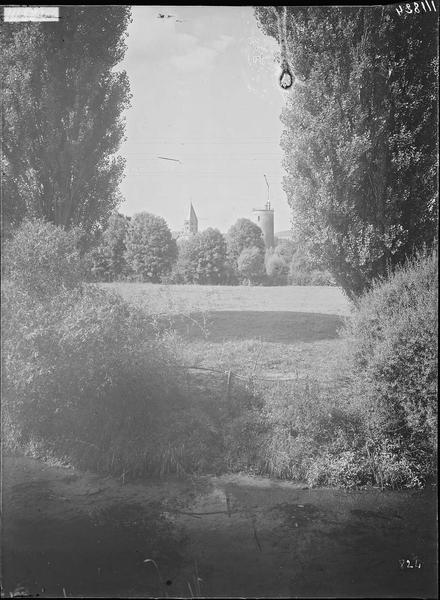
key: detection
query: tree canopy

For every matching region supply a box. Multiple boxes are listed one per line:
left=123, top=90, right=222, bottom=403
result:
left=101, top=212, right=131, bottom=280
left=124, top=212, right=177, bottom=282
left=1, top=6, right=131, bottom=234
left=226, top=218, right=265, bottom=262
left=255, top=6, right=438, bottom=298
left=175, top=228, right=228, bottom=285
left=237, top=246, right=266, bottom=285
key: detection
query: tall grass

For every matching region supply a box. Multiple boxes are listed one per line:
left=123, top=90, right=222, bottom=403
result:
left=222, top=377, right=366, bottom=487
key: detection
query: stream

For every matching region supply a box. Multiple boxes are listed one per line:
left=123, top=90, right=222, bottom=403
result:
left=1, top=456, right=437, bottom=598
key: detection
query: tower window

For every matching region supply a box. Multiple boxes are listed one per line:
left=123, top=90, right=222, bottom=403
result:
left=257, top=216, right=260, bottom=221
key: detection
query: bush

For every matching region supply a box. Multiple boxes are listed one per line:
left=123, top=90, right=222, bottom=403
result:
left=2, top=218, right=84, bottom=298
left=2, top=284, right=203, bottom=474
left=223, top=378, right=365, bottom=486
left=224, top=250, right=437, bottom=490
left=2, top=282, right=223, bottom=477
left=340, top=248, right=438, bottom=487
left=2, top=220, right=220, bottom=477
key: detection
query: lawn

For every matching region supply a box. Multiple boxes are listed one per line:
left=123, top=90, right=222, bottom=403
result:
left=102, top=283, right=352, bottom=316
left=104, top=283, right=353, bottom=385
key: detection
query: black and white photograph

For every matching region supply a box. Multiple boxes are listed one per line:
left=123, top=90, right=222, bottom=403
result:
left=1, top=4, right=438, bottom=598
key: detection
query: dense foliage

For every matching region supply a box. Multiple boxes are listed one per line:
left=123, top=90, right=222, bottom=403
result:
left=288, top=245, right=335, bottom=286
left=226, top=219, right=264, bottom=273
left=226, top=251, right=437, bottom=489
left=2, top=220, right=219, bottom=476
left=172, top=228, right=228, bottom=284
left=2, top=219, right=84, bottom=298
left=341, top=249, right=438, bottom=487
left=265, top=239, right=334, bottom=286
left=237, top=246, right=266, bottom=285
left=265, top=248, right=289, bottom=285
left=1, top=6, right=131, bottom=233
left=255, top=6, right=438, bottom=299
left=88, top=213, right=131, bottom=281
left=124, top=212, right=177, bottom=282
left=81, top=214, right=333, bottom=287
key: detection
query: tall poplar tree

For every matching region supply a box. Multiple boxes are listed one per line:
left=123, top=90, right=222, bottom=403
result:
left=255, top=6, right=438, bottom=298
left=1, top=6, right=131, bottom=233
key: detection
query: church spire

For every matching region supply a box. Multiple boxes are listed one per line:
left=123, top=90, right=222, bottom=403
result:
left=183, top=202, right=198, bottom=235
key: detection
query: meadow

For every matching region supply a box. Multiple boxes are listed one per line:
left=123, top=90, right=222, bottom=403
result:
left=104, top=282, right=351, bottom=315
left=103, top=283, right=353, bottom=385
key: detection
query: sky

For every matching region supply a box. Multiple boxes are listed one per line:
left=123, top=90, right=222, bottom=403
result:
left=118, top=6, right=291, bottom=234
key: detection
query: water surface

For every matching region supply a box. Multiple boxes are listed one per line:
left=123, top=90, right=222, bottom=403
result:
left=2, top=456, right=437, bottom=598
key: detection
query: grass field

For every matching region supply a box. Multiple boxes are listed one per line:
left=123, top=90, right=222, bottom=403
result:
left=103, top=283, right=352, bottom=316
left=104, top=283, right=353, bottom=384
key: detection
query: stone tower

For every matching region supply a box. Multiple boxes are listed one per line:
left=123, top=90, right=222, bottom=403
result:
left=252, top=201, right=274, bottom=248
left=183, top=203, right=198, bottom=236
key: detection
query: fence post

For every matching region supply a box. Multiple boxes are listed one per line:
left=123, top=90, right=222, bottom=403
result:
left=226, top=370, right=233, bottom=412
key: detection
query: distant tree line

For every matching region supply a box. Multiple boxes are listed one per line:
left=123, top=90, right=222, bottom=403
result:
left=84, top=212, right=334, bottom=286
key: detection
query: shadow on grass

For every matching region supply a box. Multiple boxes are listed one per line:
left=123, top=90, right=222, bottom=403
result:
left=173, top=311, right=344, bottom=344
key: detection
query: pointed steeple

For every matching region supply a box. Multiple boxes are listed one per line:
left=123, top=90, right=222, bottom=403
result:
left=183, top=202, right=198, bottom=236
left=188, top=203, right=198, bottom=234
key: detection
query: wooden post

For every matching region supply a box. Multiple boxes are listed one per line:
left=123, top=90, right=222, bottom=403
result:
left=226, top=370, right=233, bottom=412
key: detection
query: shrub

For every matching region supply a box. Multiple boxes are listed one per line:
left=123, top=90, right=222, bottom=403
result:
left=223, top=378, right=365, bottom=486
left=2, top=281, right=223, bottom=477
left=1, top=220, right=220, bottom=477
left=341, top=248, right=438, bottom=487
left=2, top=218, right=84, bottom=298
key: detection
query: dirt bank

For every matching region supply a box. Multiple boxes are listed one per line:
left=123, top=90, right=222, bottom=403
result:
left=2, top=456, right=437, bottom=598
